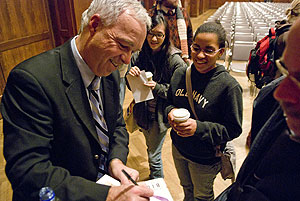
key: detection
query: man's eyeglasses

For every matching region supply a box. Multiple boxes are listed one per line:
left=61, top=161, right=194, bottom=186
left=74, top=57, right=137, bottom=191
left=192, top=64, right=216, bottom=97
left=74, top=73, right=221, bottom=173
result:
left=276, top=58, right=300, bottom=88
left=148, top=32, right=165, bottom=39
left=191, top=44, right=222, bottom=56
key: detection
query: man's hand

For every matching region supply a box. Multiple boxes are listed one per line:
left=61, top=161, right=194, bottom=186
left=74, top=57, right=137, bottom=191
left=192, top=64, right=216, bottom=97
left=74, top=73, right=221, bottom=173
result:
left=106, top=184, right=153, bottom=201
left=106, top=159, right=154, bottom=200
left=109, top=159, right=139, bottom=184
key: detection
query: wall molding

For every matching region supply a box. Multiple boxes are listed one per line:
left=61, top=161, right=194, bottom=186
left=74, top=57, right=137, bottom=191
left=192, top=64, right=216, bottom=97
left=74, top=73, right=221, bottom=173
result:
left=0, top=32, right=51, bottom=52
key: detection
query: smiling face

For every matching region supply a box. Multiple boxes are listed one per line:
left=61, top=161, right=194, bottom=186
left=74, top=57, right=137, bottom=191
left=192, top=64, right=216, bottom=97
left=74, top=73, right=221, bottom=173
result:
left=191, top=32, right=224, bottom=74
left=147, top=23, right=166, bottom=53
left=78, top=11, right=147, bottom=77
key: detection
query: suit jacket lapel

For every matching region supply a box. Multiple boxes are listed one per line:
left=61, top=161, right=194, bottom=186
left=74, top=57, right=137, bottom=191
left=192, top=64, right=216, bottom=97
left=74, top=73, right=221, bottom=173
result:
left=59, top=40, right=100, bottom=144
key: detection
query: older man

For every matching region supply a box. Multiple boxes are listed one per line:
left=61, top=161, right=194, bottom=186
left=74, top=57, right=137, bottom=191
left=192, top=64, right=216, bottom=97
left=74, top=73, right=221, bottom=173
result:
left=1, top=0, right=153, bottom=200
left=215, top=17, right=300, bottom=201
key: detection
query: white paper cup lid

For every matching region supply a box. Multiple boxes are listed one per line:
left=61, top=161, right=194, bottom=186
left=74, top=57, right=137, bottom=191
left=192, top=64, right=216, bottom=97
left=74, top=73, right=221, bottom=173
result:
left=173, top=108, right=190, bottom=122
left=145, top=72, right=153, bottom=78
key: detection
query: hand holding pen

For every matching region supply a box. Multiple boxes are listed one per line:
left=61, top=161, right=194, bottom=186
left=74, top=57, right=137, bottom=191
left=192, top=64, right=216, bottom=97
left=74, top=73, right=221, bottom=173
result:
left=106, top=169, right=153, bottom=201
left=122, top=169, right=169, bottom=201
left=122, top=169, right=138, bottom=185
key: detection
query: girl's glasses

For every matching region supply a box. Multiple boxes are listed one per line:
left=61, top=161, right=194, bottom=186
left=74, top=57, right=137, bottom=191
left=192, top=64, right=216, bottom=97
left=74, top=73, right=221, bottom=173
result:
left=148, top=31, right=165, bottom=39
left=191, top=44, right=222, bottom=56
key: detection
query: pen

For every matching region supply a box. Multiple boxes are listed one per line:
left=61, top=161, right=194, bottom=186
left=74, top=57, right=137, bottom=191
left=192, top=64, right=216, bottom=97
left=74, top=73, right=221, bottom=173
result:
left=122, top=169, right=169, bottom=201
left=122, top=169, right=138, bottom=185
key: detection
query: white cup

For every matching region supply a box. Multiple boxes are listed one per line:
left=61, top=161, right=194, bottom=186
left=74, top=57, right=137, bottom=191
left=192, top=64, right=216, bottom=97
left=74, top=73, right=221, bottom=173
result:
left=173, top=108, right=190, bottom=123
left=145, top=71, right=153, bottom=81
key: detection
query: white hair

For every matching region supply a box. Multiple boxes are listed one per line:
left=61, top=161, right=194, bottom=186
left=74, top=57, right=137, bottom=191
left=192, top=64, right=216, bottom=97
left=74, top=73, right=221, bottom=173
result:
left=78, top=0, right=151, bottom=34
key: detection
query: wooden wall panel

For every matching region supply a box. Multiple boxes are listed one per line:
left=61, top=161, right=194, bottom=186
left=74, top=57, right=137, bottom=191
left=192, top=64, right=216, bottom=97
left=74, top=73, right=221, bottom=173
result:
left=0, top=0, right=54, bottom=97
left=190, top=0, right=200, bottom=17
left=1, top=40, right=53, bottom=80
left=0, top=0, right=51, bottom=42
left=48, top=0, right=77, bottom=46
left=181, top=0, right=191, bottom=15
left=203, top=0, right=210, bottom=12
left=74, top=0, right=92, bottom=31
left=198, top=0, right=204, bottom=15
left=210, top=0, right=226, bottom=8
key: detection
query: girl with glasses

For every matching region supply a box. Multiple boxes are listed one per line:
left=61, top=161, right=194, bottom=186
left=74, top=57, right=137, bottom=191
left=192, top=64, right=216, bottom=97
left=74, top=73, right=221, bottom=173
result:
left=165, top=22, right=243, bottom=201
left=127, top=13, right=187, bottom=179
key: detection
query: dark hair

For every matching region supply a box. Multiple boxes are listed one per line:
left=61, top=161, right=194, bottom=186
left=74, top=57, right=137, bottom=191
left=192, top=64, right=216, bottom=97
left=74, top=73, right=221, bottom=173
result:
left=138, top=13, right=172, bottom=82
left=144, top=13, right=171, bottom=54
left=193, top=22, right=226, bottom=48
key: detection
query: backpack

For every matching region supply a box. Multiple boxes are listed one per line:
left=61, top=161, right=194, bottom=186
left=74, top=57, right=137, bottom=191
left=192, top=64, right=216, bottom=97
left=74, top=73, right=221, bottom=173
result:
left=246, top=26, right=289, bottom=89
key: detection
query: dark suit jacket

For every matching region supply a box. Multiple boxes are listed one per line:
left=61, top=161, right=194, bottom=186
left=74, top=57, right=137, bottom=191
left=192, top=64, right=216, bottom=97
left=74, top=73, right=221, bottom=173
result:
left=1, top=40, right=129, bottom=201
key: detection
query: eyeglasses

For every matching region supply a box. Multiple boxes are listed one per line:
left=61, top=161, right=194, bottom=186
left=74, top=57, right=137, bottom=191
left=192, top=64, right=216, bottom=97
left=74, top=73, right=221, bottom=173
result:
left=191, top=44, right=222, bottom=56
left=276, top=58, right=300, bottom=88
left=148, top=31, right=165, bottom=39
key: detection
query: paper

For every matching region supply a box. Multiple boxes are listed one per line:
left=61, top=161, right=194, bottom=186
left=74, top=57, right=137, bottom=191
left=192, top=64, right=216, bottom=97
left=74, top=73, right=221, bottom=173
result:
left=143, top=178, right=174, bottom=201
left=97, top=175, right=173, bottom=201
left=126, top=70, right=154, bottom=103
left=96, top=174, right=121, bottom=186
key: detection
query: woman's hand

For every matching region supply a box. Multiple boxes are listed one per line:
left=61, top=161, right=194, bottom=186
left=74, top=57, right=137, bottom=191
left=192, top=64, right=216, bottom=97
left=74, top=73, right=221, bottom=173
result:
left=168, top=109, right=197, bottom=137
left=129, top=66, right=156, bottom=90
left=167, top=108, right=176, bottom=127
left=173, top=119, right=197, bottom=137
left=144, top=80, right=156, bottom=90
left=128, top=66, right=140, bottom=76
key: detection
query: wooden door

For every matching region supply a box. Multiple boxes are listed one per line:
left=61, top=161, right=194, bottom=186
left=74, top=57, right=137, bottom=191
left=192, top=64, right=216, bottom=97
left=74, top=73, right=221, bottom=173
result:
left=48, top=0, right=77, bottom=46
left=190, top=0, right=200, bottom=17
left=203, top=0, right=210, bottom=12
left=210, top=0, right=226, bottom=9
left=0, top=0, right=55, bottom=87
left=199, top=0, right=204, bottom=15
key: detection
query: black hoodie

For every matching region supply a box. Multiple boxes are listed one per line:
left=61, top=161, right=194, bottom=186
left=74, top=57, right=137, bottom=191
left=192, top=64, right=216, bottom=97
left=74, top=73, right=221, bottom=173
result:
left=165, top=64, right=243, bottom=165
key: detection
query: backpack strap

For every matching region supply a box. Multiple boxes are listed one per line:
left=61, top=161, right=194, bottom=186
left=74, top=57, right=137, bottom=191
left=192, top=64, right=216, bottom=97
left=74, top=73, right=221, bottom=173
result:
left=269, top=27, right=276, bottom=39
left=185, top=66, right=198, bottom=120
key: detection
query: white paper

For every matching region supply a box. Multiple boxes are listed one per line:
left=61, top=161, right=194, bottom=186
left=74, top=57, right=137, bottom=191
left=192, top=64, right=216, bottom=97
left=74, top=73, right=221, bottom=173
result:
left=126, top=70, right=154, bottom=103
left=96, top=174, right=121, bottom=186
left=143, top=178, right=174, bottom=201
left=96, top=175, right=173, bottom=201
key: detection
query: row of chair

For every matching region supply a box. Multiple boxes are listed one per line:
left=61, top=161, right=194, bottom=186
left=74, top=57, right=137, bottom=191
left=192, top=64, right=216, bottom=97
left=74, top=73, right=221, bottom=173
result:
left=206, top=2, right=290, bottom=72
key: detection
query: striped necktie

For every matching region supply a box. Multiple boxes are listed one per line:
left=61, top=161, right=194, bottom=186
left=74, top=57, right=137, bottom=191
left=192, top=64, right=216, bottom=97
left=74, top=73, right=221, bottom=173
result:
left=88, top=76, right=109, bottom=154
